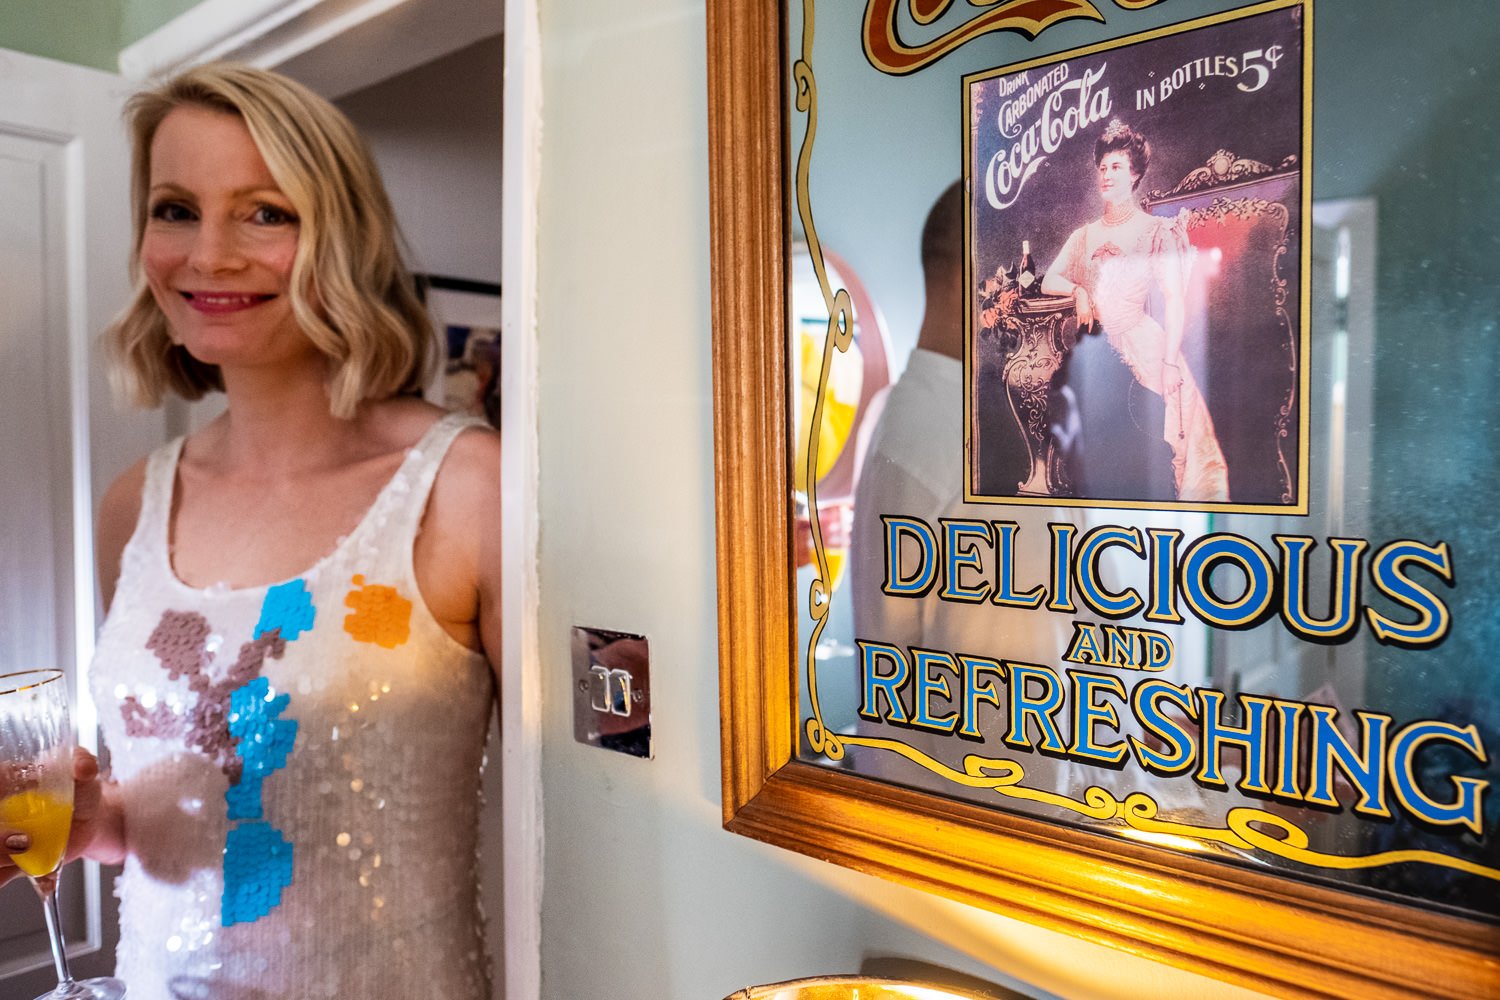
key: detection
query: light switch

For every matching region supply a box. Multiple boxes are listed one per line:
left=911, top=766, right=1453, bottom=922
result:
left=571, top=626, right=651, bottom=758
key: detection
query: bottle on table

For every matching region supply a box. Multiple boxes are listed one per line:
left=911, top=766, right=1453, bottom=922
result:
left=1016, top=239, right=1039, bottom=298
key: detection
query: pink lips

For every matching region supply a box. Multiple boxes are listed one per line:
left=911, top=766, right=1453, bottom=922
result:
left=182, top=291, right=275, bottom=315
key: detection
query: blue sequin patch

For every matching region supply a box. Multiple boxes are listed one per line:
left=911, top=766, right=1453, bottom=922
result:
left=216, top=581, right=313, bottom=925
left=222, top=821, right=295, bottom=926
left=254, top=578, right=316, bottom=641
left=225, top=678, right=298, bottom=821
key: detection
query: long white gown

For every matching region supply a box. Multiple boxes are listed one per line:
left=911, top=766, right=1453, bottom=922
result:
left=1051, top=211, right=1230, bottom=502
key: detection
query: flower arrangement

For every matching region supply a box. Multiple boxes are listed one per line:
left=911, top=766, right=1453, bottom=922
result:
left=977, top=268, right=1025, bottom=352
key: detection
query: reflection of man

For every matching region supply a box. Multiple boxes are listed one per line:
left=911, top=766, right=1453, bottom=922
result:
left=850, top=182, right=1071, bottom=790
left=848, top=184, right=1242, bottom=829
left=851, top=180, right=969, bottom=649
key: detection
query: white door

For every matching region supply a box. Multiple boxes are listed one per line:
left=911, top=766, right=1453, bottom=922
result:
left=0, top=47, right=168, bottom=995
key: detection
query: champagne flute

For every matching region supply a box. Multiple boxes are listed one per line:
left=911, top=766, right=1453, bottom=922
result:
left=0, top=669, right=125, bottom=1000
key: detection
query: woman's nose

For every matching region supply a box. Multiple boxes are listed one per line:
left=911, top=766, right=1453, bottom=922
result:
left=187, top=220, right=245, bottom=274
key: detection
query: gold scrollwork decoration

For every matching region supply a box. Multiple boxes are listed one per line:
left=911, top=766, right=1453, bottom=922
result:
left=843, top=734, right=1500, bottom=882
left=863, top=0, right=1103, bottom=75
left=1148, top=150, right=1299, bottom=202
left=862, top=0, right=1174, bottom=76
left=794, top=0, right=853, bottom=763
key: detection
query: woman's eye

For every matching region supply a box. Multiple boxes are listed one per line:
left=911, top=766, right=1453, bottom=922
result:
left=149, top=201, right=195, bottom=222
left=252, top=205, right=298, bottom=226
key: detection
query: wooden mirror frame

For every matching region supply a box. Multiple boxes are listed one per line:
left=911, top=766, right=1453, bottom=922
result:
left=706, top=2, right=1497, bottom=996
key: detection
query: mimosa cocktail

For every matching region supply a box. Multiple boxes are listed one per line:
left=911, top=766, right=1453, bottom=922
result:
left=0, top=788, right=74, bottom=877
left=0, top=669, right=125, bottom=999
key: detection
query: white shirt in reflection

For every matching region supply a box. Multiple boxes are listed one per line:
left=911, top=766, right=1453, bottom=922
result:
left=849, top=347, right=1219, bottom=817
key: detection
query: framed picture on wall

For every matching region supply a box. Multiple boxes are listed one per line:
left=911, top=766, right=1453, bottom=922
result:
left=706, top=0, right=1499, bottom=997
left=964, top=4, right=1307, bottom=512
left=418, top=274, right=502, bottom=428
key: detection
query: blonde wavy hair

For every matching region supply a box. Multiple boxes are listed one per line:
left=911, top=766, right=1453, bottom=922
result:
left=106, top=62, right=434, bottom=418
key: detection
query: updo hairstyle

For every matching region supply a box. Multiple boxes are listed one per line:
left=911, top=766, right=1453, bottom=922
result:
left=1094, top=119, right=1151, bottom=190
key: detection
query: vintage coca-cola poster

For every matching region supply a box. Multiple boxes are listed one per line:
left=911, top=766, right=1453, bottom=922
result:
left=965, top=2, right=1308, bottom=512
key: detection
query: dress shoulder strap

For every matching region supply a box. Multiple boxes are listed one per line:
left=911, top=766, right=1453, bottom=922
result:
left=134, top=436, right=186, bottom=557
left=366, top=413, right=491, bottom=548
left=111, top=435, right=187, bottom=594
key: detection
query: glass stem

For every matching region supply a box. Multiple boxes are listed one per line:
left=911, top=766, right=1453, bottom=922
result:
left=35, top=872, right=77, bottom=991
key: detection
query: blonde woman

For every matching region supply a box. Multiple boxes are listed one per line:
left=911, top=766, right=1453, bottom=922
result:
left=1, top=64, right=501, bottom=998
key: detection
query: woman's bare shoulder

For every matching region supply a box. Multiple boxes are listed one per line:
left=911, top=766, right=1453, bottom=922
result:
left=412, top=420, right=502, bottom=656
left=358, top=397, right=500, bottom=509
left=358, top=395, right=448, bottom=451
left=422, top=421, right=501, bottom=571
left=100, top=457, right=150, bottom=535
left=434, top=422, right=502, bottom=506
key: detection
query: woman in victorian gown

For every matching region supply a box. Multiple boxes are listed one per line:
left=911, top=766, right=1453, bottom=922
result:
left=1042, top=119, right=1229, bottom=502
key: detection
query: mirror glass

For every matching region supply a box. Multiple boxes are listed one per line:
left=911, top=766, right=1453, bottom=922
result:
left=789, top=0, right=1498, bottom=921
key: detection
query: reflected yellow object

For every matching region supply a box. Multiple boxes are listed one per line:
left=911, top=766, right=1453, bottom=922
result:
left=794, top=326, right=863, bottom=493
left=726, top=977, right=996, bottom=1000
left=824, top=547, right=848, bottom=592
left=0, top=788, right=73, bottom=877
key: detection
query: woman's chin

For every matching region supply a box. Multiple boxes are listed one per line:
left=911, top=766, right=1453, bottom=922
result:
left=175, top=332, right=320, bottom=374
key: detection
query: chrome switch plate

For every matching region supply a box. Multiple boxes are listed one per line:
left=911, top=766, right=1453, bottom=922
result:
left=571, top=626, right=651, bottom=758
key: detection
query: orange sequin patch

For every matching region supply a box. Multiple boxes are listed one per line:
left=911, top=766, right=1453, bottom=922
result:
left=342, top=574, right=412, bottom=649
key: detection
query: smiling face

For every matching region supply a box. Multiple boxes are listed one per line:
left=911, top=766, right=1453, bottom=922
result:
left=140, top=105, right=314, bottom=375
left=1095, top=150, right=1139, bottom=208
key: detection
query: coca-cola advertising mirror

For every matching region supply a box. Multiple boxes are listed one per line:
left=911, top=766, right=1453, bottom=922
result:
left=708, top=0, right=1498, bottom=996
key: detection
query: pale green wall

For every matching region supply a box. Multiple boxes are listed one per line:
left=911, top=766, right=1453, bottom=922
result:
left=0, top=0, right=198, bottom=70
left=533, top=0, right=1269, bottom=997
left=119, top=0, right=199, bottom=46
left=0, top=0, right=124, bottom=70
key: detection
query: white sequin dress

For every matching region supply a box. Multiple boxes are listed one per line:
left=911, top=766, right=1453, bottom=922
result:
left=90, top=413, right=494, bottom=1000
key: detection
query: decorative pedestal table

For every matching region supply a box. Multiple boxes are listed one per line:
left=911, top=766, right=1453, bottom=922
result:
left=997, top=293, right=1079, bottom=496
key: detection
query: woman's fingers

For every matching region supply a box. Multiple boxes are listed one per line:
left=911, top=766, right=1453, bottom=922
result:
left=1072, top=288, right=1094, bottom=328
left=73, top=745, right=99, bottom=782
left=67, top=747, right=104, bottom=858
left=1, top=832, right=28, bottom=888
left=73, top=770, right=102, bottom=828
left=5, top=749, right=107, bottom=875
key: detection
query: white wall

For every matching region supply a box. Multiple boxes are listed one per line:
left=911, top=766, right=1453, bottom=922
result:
left=532, top=1, right=1269, bottom=997
left=337, top=36, right=505, bottom=284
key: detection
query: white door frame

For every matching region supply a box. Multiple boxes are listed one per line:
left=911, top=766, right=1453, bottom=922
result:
left=121, top=4, right=545, bottom=998
left=497, top=3, right=544, bottom=999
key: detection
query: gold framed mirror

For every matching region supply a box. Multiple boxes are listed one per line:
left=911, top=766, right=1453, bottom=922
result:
left=709, top=1, right=1499, bottom=996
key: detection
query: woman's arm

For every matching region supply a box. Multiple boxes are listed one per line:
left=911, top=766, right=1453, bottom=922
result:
left=60, top=459, right=155, bottom=869
left=415, top=425, right=504, bottom=683
left=1155, top=220, right=1189, bottom=389
left=1040, top=227, right=1093, bottom=327
left=98, top=458, right=147, bottom=613
left=1039, top=227, right=1084, bottom=295
left=476, top=439, right=503, bottom=685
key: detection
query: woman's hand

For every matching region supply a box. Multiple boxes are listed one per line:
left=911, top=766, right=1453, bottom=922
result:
left=67, top=747, right=123, bottom=862
left=1072, top=286, right=1095, bottom=330
left=1, top=747, right=124, bottom=889
left=1163, top=359, right=1185, bottom=394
